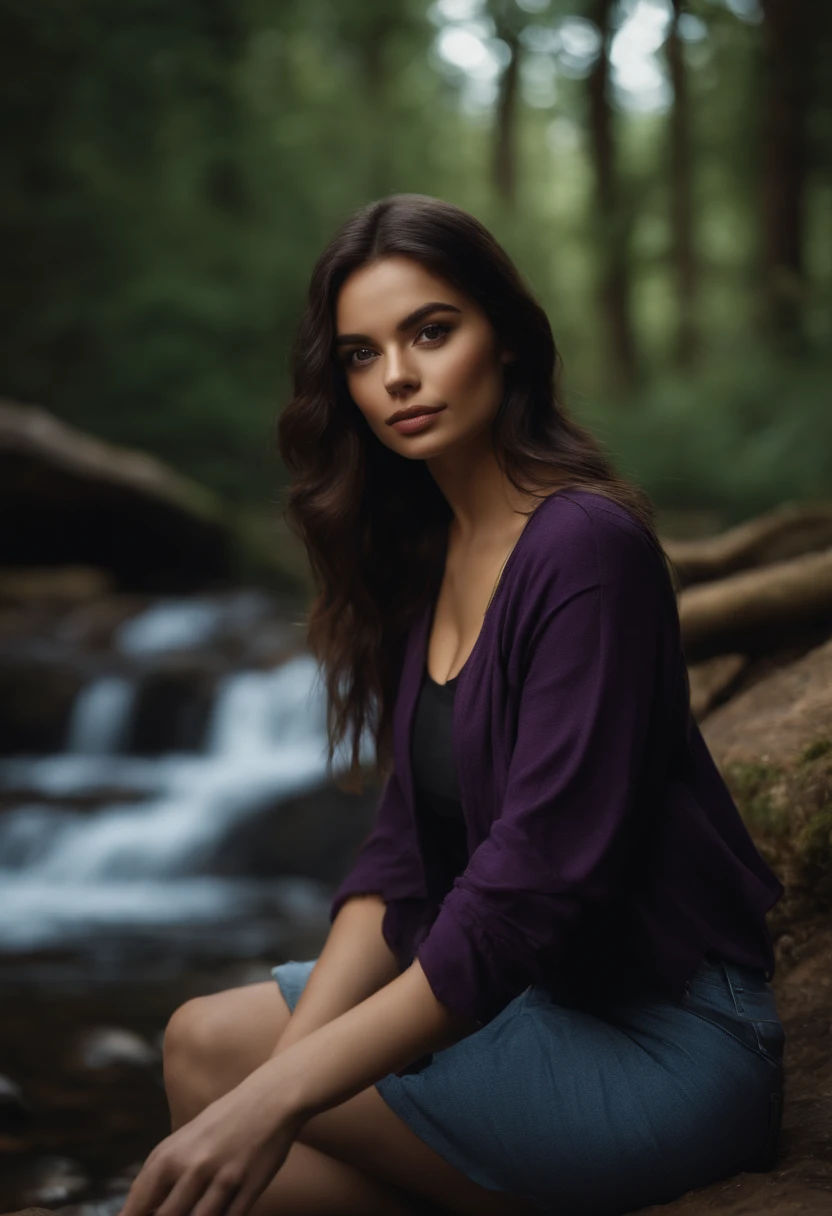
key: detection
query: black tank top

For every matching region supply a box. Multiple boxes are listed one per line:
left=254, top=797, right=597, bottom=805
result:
left=410, top=665, right=469, bottom=908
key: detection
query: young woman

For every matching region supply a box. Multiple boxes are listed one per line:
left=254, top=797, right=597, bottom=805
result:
left=121, top=195, right=786, bottom=1216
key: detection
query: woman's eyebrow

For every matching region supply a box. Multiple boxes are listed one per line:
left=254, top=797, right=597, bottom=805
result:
left=335, top=302, right=462, bottom=348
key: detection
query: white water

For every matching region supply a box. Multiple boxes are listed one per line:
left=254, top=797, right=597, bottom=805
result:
left=115, top=590, right=275, bottom=656
left=65, top=676, right=138, bottom=755
left=0, top=596, right=369, bottom=964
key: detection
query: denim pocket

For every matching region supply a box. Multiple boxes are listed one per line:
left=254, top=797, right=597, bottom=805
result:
left=683, top=956, right=785, bottom=1070
left=750, top=1017, right=785, bottom=1066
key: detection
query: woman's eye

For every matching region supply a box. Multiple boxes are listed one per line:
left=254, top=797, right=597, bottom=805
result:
left=343, top=323, right=450, bottom=368
left=418, top=322, right=450, bottom=343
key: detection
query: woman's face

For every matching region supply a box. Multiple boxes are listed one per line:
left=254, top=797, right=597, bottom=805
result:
left=335, top=255, right=513, bottom=458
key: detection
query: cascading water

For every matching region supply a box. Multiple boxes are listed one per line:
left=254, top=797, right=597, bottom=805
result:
left=0, top=593, right=369, bottom=976
left=65, top=676, right=137, bottom=755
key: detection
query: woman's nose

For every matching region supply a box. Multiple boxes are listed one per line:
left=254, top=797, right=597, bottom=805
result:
left=383, top=348, right=420, bottom=396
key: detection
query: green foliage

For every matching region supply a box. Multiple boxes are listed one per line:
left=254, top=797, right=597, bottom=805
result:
left=0, top=0, right=830, bottom=513
left=578, top=342, right=832, bottom=522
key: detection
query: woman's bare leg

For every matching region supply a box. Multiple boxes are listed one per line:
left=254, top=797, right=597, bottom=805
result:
left=162, top=982, right=538, bottom=1216
left=164, top=984, right=438, bottom=1215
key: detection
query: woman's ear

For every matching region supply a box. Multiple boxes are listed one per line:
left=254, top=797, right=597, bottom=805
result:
left=500, top=348, right=517, bottom=365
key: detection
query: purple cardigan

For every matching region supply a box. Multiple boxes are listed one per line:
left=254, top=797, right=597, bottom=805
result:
left=330, top=490, right=784, bottom=1027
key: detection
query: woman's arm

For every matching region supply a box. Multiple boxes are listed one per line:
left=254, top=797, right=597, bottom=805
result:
left=268, top=956, right=478, bottom=1122
left=118, top=957, right=475, bottom=1216
left=269, top=893, right=400, bottom=1057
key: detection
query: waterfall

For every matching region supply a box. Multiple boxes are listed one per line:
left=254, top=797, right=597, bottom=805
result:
left=65, top=676, right=137, bottom=755
left=116, top=591, right=273, bottom=656
left=0, top=592, right=355, bottom=965
left=0, top=655, right=328, bottom=882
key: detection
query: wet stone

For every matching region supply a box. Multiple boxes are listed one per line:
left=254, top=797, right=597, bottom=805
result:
left=72, top=1029, right=159, bottom=1072
left=22, top=1156, right=89, bottom=1206
left=0, top=1076, right=30, bottom=1130
left=51, top=1199, right=126, bottom=1216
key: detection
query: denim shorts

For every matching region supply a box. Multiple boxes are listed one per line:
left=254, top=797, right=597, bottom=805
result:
left=272, top=952, right=784, bottom=1215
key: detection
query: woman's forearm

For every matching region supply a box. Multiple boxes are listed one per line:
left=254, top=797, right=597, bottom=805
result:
left=269, top=893, right=401, bottom=1057
left=261, top=958, right=479, bottom=1124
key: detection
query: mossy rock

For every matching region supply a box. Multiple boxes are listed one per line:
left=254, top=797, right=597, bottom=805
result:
left=722, top=742, right=832, bottom=925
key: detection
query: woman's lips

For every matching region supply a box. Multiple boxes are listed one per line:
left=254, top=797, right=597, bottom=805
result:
left=391, top=407, right=446, bottom=434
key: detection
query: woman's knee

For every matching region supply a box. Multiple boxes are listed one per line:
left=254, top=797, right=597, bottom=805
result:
left=163, top=981, right=290, bottom=1099
left=163, top=995, right=221, bottom=1094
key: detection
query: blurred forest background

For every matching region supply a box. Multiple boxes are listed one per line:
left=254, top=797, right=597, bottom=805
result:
left=3, top=0, right=831, bottom=529
left=3, top=5, right=832, bottom=1210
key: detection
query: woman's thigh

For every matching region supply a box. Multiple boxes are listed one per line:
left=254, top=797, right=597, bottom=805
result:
left=162, top=978, right=540, bottom=1216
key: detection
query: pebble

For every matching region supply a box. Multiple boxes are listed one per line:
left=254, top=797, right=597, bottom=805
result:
left=0, top=1074, right=30, bottom=1129
left=54, top=1199, right=127, bottom=1216
left=22, top=1155, right=89, bottom=1205
left=73, top=1028, right=159, bottom=1071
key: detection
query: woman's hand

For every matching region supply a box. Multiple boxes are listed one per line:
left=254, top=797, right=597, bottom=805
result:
left=119, top=1062, right=304, bottom=1216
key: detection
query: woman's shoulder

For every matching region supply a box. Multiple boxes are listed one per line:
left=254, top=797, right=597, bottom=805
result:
left=520, top=486, right=661, bottom=589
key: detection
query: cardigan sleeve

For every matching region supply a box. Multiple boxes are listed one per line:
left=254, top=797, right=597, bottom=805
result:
left=414, top=534, right=669, bottom=1026
left=329, top=765, right=428, bottom=969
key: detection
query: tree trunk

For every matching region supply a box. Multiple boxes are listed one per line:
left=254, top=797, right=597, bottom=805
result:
left=586, top=0, right=639, bottom=392
left=490, top=3, right=521, bottom=209
left=667, top=0, right=699, bottom=369
left=758, top=0, right=812, bottom=347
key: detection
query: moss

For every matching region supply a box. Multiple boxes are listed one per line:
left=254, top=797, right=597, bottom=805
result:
left=724, top=761, right=783, bottom=796
left=724, top=761, right=789, bottom=837
left=798, top=805, right=832, bottom=910
left=800, top=738, right=832, bottom=764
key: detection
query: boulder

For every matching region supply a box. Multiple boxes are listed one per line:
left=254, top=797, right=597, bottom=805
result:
left=701, top=635, right=832, bottom=771
left=0, top=658, right=86, bottom=753
left=699, top=635, right=832, bottom=936
left=205, top=774, right=380, bottom=885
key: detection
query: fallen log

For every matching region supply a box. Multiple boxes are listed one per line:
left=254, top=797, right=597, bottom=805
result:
left=663, top=500, right=832, bottom=588
left=0, top=399, right=232, bottom=591
left=679, top=546, right=832, bottom=663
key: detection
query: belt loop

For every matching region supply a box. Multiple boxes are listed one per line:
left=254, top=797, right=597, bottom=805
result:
left=719, top=959, right=747, bottom=1017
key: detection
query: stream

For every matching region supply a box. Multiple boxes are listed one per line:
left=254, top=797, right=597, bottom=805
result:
left=0, top=590, right=372, bottom=1211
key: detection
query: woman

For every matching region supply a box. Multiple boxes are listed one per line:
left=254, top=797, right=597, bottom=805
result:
left=121, top=195, right=785, bottom=1216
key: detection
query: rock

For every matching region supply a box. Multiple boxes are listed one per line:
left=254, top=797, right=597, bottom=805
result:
left=0, top=399, right=231, bottom=592
left=687, top=653, right=748, bottom=720
left=130, top=657, right=222, bottom=753
left=1, top=1209, right=55, bottom=1216
left=701, top=633, right=832, bottom=934
left=49, top=1201, right=125, bottom=1216
left=72, top=1028, right=159, bottom=1072
left=0, top=1075, right=30, bottom=1130
left=51, top=595, right=151, bottom=652
left=101, top=1162, right=142, bottom=1196
left=0, top=568, right=114, bottom=607
left=202, top=775, right=380, bottom=884
left=21, top=1157, right=88, bottom=1206
left=0, top=658, right=85, bottom=754
left=702, top=634, right=832, bottom=769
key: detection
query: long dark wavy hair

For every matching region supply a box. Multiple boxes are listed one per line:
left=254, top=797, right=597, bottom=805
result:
left=277, top=194, right=668, bottom=793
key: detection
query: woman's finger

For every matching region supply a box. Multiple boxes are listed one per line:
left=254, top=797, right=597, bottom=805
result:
left=152, top=1162, right=214, bottom=1216
left=223, top=1173, right=265, bottom=1216
left=186, top=1170, right=245, bottom=1216
left=119, top=1158, right=174, bottom=1216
